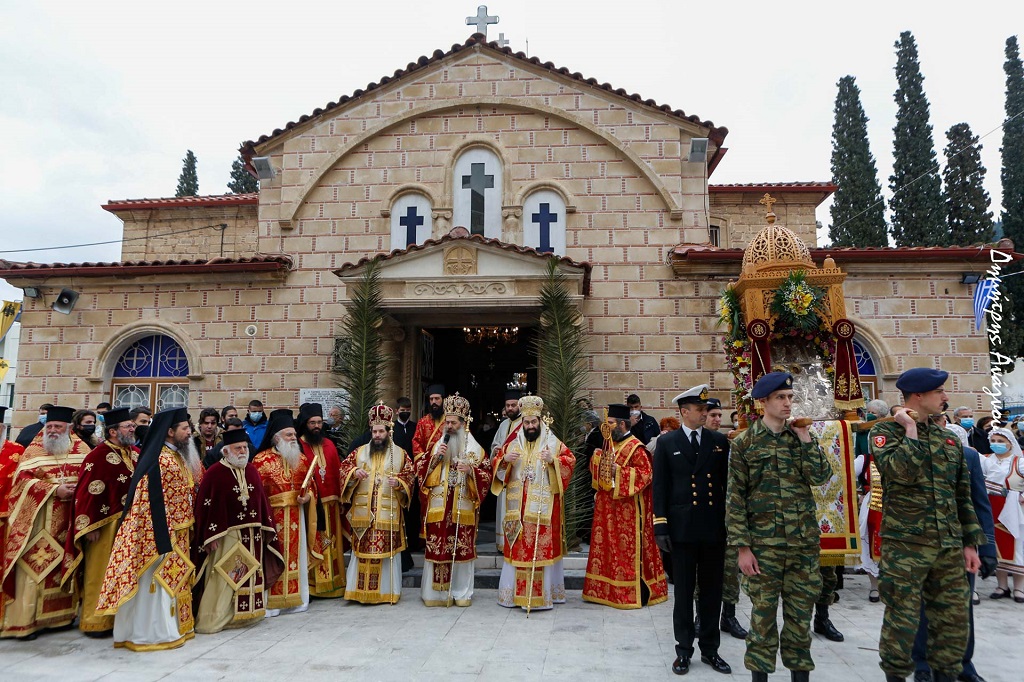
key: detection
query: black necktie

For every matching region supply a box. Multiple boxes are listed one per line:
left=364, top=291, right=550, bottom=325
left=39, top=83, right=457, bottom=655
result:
left=690, top=430, right=699, bottom=452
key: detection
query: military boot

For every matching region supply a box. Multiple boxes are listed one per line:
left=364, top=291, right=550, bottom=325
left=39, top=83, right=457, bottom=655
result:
left=751, top=673, right=768, bottom=682
left=932, top=674, right=956, bottom=682
left=813, top=603, right=844, bottom=642
left=720, top=602, right=748, bottom=639
left=791, top=672, right=810, bottom=682
left=885, top=675, right=906, bottom=682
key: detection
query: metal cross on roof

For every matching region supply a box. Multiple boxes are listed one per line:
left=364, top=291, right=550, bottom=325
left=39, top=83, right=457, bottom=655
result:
left=466, top=5, right=499, bottom=37
left=496, top=32, right=509, bottom=48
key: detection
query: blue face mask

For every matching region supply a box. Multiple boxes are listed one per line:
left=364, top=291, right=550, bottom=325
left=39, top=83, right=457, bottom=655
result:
left=38, top=414, right=47, bottom=424
left=991, top=442, right=1009, bottom=455
left=960, top=418, right=975, bottom=429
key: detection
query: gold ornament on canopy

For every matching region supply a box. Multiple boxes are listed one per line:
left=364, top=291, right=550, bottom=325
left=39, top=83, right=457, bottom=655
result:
left=720, top=194, right=864, bottom=424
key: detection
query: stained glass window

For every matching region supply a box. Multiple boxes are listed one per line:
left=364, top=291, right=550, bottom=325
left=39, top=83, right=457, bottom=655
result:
left=111, top=335, right=189, bottom=409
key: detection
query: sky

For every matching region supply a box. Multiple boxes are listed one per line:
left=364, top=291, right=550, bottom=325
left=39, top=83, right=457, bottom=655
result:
left=0, top=0, right=1017, bottom=308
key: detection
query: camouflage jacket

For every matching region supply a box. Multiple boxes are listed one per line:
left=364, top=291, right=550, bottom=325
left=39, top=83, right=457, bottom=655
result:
left=727, top=418, right=833, bottom=548
left=870, top=419, right=985, bottom=548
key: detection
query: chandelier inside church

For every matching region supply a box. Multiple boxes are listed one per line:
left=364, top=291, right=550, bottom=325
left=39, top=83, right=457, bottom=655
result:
left=463, top=326, right=520, bottom=348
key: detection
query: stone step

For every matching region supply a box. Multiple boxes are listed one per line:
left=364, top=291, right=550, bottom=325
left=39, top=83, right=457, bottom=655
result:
left=407, top=550, right=589, bottom=571
left=400, top=567, right=586, bottom=590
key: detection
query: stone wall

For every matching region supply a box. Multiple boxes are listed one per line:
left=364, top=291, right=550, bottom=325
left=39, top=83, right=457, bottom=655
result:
left=115, top=205, right=258, bottom=261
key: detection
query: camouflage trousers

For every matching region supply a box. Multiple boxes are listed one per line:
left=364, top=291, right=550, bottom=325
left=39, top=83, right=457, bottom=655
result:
left=694, top=544, right=740, bottom=605
left=817, top=564, right=839, bottom=606
left=878, top=539, right=969, bottom=678
left=741, top=545, right=820, bottom=673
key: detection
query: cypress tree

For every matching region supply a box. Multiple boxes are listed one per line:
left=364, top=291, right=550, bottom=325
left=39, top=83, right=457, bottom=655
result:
left=889, top=31, right=945, bottom=246
left=227, top=154, right=259, bottom=194
left=1003, top=36, right=1024, bottom=246
left=175, top=150, right=199, bottom=197
left=828, top=76, right=888, bottom=247
left=943, top=122, right=993, bottom=244
left=994, top=36, right=1024, bottom=368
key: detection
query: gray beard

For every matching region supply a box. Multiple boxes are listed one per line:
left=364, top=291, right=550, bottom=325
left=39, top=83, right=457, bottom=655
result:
left=275, top=439, right=302, bottom=469
left=181, top=438, right=203, bottom=479
left=445, top=430, right=465, bottom=459
left=44, top=432, right=72, bottom=456
left=222, top=450, right=249, bottom=469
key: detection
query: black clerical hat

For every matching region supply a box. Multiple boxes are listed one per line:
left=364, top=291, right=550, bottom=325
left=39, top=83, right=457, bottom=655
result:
left=426, top=384, right=445, bottom=398
left=297, top=402, right=323, bottom=425
left=607, top=404, right=630, bottom=420
left=258, top=409, right=295, bottom=452
left=46, top=405, right=76, bottom=423
left=103, top=407, right=132, bottom=427
left=221, top=428, right=249, bottom=446
left=504, top=389, right=523, bottom=402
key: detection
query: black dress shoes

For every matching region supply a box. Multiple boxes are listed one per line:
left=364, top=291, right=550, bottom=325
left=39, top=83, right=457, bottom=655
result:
left=671, top=656, right=690, bottom=675
left=700, top=653, right=731, bottom=674
left=751, top=672, right=769, bottom=682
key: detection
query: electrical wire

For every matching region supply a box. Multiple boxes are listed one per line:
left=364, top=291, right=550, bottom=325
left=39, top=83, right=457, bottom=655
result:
left=0, top=223, right=227, bottom=256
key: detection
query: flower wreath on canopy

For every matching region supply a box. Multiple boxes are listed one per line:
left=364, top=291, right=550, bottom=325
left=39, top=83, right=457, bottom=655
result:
left=719, top=270, right=832, bottom=425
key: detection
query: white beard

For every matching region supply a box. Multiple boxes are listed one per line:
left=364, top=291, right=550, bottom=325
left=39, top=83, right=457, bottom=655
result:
left=44, top=431, right=72, bottom=456
left=222, top=449, right=249, bottom=469
left=181, top=438, right=203, bottom=479
left=275, top=439, right=302, bottom=469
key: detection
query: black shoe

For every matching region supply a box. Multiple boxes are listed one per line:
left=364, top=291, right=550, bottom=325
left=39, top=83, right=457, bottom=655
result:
left=791, top=672, right=810, bottom=682
left=934, top=674, right=957, bottom=682
left=752, top=673, right=769, bottom=682
left=721, top=615, right=748, bottom=639
left=913, top=671, right=932, bottom=682
left=957, top=673, right=987, bottom=682
left=671, top=656, right=690, bottom=675
left=700, top=654, right=731, bottom=674
left=84, top=629, right=113, bottom=639
left=886, top=675, right=907, bottom=682
left=813, top=603, right=844, bottom=642
left=16, top=632, right=37, bottom=641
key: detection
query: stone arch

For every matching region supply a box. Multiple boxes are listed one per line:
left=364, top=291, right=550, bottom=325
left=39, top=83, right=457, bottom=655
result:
left=513, top=180, right=578, bottom=212
left=87, top=319, right=205, bottom=394
left=278, top=97, right=684, bottom=228
left=379, top=183, right=440, bottom=215
left=848, top=316, right=897, bottom=377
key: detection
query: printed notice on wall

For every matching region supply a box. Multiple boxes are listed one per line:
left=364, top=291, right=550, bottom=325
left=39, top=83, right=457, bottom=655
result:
left=299, top=388, right=348, bottom=411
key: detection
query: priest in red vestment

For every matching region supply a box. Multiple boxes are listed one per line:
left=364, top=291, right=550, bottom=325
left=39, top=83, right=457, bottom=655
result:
left=492, top=395, right=575, bottom=612
left=411, top=384, right=446, bottom=542
left=583, top=403, right=668, bottom=609
left=296, top=402, right=346, bottom=598
left=1, top=406, right=90, bottom=640
left=61, top=407, right=139, bottom=637
left=0, top=408, right=26, bottom=631
left=341, top=403, right=415, bottom=604
left=96, top=407, right=202, bottom=651
left=416, top=393, right=491, bottom=606
left=194, top=428, right=283, bottom=633
left=253, top=409, right=319, bottom=616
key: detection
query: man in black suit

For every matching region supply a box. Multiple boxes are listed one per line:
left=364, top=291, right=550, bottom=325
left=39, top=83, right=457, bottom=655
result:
left=653, top=384, right=731, bottom=676
left=627, top=393, right=660, bottom=445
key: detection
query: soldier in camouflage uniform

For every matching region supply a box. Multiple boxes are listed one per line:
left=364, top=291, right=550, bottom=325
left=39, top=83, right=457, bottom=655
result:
left=870, top=368, right=984, bottom=682
left=727, top=372, right=833, bottom=682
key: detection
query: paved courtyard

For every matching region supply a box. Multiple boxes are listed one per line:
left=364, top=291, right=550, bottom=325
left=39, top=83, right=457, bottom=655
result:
left=1, top=573, right=1021, bottom=681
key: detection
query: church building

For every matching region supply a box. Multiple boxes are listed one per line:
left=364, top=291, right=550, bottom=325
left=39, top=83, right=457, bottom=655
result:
left=0, top=33, right=1007, bottom=428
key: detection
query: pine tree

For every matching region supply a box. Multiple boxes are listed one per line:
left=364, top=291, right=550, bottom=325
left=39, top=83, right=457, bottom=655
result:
left=889, top=31, right=945, bottom=246
left=175, top=150, right=199, bottom=197
left=227, top=154, right=259, bottom=194
left=943, top=123, right=993, bottom=244
left=828, top=76, right=888, bottom=247
left=994, top=36, right=1024, bottom=368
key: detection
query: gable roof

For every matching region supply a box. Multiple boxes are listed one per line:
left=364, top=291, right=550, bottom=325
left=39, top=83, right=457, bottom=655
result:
left=240, top=33, right=728, bottom=167
left=334, top=228, right=592, bottom=295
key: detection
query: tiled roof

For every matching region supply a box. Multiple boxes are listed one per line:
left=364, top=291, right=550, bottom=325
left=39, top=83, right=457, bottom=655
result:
left=241, top=33, right=728, bottom=159
left=709, top=182, right=836, bottom=192
left=670, top=241, right=1020, bottom=264
left=0, top=255, right=292, bottom=279
left=103, top=194, right=259, bottom=212
left=334, top=229, right=592, bottom=294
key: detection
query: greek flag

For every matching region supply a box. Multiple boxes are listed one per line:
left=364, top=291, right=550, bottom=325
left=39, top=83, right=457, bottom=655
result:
left=974, top=278, right=998, bottom=331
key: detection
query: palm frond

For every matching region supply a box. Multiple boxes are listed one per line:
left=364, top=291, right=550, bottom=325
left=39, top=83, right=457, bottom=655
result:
left=531, top=259, right=591, bottom=549
left=332, top=259, right=387, bottom=448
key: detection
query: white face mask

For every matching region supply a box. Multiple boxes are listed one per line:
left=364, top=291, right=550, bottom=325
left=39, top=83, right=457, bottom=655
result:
left=248, top=411, right=264, bottom=422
